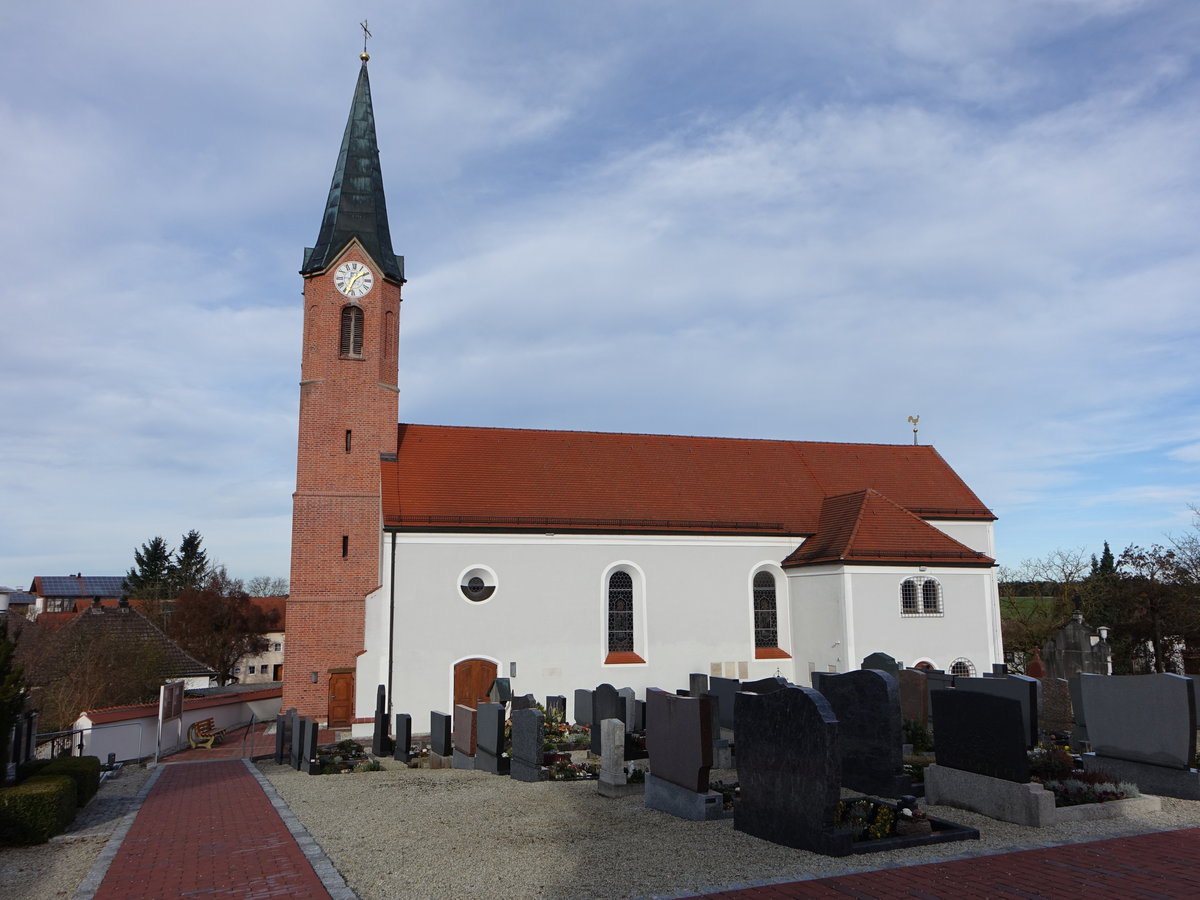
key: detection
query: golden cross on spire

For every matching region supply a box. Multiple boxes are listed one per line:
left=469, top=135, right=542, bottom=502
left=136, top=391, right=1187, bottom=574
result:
left=360, top=20, right=372, bottom=62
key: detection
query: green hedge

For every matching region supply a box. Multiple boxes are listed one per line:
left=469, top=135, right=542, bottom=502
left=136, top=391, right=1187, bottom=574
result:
left=15, top=758, right=54, bottom=782
left=0, top=775, right=77, bottom=845
left=42, top=756, right=101, bottom=807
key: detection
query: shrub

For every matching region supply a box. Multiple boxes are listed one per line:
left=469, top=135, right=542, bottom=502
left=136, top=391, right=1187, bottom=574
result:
left=0, top=775, right=77, bottom=844
left=902, top=719, right=933, bottom=754
left=1043, top=777, right=1139, bottom=807
left=1028, top=746, right=1075, bottom=782
left=15, top=758, right=53, bottom=782
left=42, top=756, right=102, bottom=807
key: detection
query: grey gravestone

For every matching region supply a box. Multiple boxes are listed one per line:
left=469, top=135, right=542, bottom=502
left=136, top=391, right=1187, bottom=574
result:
left=591, top=684, right=625, bottom=753
left=924, top=670, right=956, bottom=727
left=735, top=684, right=849, bottom=856
left=452, top=705, right=476, bottom=770
left=574, top=689, right=593, bottom=726
left=545, top=695, right=567, bottom=721
left=644, top=689, right=722, bottom=820
left=1068, top=675, right=1089, bottom=744
left=511, top=707, right=545, bottom=782
left=599, top=717, right=641, bottom=797
left=898, top=669, right=929, bottom=726
left=742, top=675, right=790, bottom=694
left=709, top=676, right=741, bottom=730
left=1040, top=678, right=1073, bottom=736
left=475, top=702, right=510, bottom=775
left=861, top=652, right=901, bottom=680
left=954, top=674, right=1041, bottom=748
left=812, top=669, right=910, bottom=797
left=1078, top=673, right=1196, bottom=768
left=372, top=684, right=389, bottom=757
left=618, top=687, right=637, bottom=734
left=431, top=711, right=452, bottom=758
left=393, top=714, right=412, bottom=763
left=275, top=709, right=295, bottom=765
left=689, top=673, right=709, bottom=698
left=510, top=693, right=536, bottom=712
left=931, top=689, right=1029, bottom=783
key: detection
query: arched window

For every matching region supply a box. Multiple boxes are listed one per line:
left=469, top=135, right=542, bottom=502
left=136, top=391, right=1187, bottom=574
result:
left=949, top=658, right=976, bottom=677
left=340, top=305, right=364, bottom=358
left=607, top=571, right=634, bottom=653
left=753, top=571, right=778, bottom=648
left=900, top=576, right=943, bottom=617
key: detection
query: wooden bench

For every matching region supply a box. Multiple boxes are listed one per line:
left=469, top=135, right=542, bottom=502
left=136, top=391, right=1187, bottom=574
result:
left=187, top=718, right=226, bottom=750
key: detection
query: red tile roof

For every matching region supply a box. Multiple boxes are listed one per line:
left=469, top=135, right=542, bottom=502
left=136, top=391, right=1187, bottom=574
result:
left=249, top=596, right=287, bottom=630
left=381, top=424, right=993, bottom=535
left=782, top=489, right=994, bottom=567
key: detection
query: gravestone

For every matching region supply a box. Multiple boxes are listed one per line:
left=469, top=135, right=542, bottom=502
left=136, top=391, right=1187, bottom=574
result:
left=931, top=689, right=1029, bottom=783
left=709, top=676, right=741, bottom=730
left=488, top=677, right=512, bottom=703
left=689, top=673, right=709, bottom=698
left=510, top=707, right=545, bottom=783
left=392, top=714, right=412, bottom=763
left=372, top=684, right=390, bottom=757
left=1040, top=678, right=1073, bottom=737
left=735, top=684, right=849, bottom=855
left=510, top=693, right=536, bottom=712
left=924, top=670, right=956, bottom=728
left=812, top=669, right=910, bottom=797
left=431, top=711, right=453, bottom=758
left=954, top=674, right=1041, bottom=748
left=545, top=695, right=567, bottom=721
left=702, top=691, right=733, bottom=769
left=629, top=698, right=646, bottom=734
left=861, top=652, right=901, bottom=680
left=618, top=687, right=637, bottom=733
left=574, top=689, right=593, bottom=726
left=644, top=689, right=723, bottom=820
left=301, top=717, right=321, bottom=775
left=741, top=675, right=790, bottom=694
left=591, top=684, right=625, bottom=753
left=1077, top=673, right=1200, bottom=799
left=275, top=708, right=296, bottom=766
left=1068, top=675, right=1089, bottom=745
left=290, top=714, right=307, bottom=770
left=475, top=702, right=510, bottom=775
left=898, top=668, right=929, bottom=726
left=598, top=717, right=640, bottom=797
left=452, top=705, right=477, bottom=770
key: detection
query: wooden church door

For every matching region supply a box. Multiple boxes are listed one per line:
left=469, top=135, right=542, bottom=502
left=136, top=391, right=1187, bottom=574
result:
left=327, top=670, right=354, bottom=727
left=453, top=658, right=497, bottom=709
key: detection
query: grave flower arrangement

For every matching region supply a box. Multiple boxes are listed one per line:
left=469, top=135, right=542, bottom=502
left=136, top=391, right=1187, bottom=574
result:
left=313, top=739, right=382, bottom=775
left=1027, top=744, right=1140, bottom=806
left=835, top=797, right=896, bottom=841
left=541, top=717, right=590, bottom=751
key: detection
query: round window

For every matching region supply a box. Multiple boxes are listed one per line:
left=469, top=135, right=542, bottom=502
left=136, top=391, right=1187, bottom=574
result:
left=459, top=567, right=496, bottom=602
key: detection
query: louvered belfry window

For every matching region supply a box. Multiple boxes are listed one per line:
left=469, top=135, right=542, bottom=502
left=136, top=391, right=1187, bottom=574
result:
left=607, top=571, right=634, bottom=653
left=753, top=571, right=778, bottom=648
left=340, top=305, right=364, bottom=357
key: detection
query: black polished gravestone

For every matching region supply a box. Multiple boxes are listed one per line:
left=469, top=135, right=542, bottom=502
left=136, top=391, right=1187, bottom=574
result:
left=545, top=695, right=567, bottom=721
left=511, top=707, right=545, bottom=783
left=591, top=684, right=626, bottom=753
left=812, top=669, right=910, bottom=797
left=954, top=674, right=1040, bottom=748
left=301, top=718, right=321, bottom=775
left=510, top=693, right=536, bottom=712
left=741, top=675, right=791, bottom=694
left=709, top=676, right=740, bottom=730
left=574, top=689, right=593, bottom=727
left=392, top=713, right=412, bottom=763
left=289, top=713, right=306, bottom=770
left=735, top=685, right=851, bottom=856
left=372, top=685, right=391, bottom=757
left=689, top=673, right=709, bottom=698
left=431, top=711, right=453, bottom=758
left=476, top=702, right=510, bottom=775
left=931, top=689, right=1030, bottom=783
left=275, top=708, right=296, bottom=765
left=860, top=652, right=901, bottom=681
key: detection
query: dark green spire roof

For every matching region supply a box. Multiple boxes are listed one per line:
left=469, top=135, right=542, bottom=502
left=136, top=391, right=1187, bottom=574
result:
left=302, top=61, right=404, bottom=282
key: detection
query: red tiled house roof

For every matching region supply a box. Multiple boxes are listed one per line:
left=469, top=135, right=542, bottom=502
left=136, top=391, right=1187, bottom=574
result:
left=381, top=425, right=994, bottom=543
left=782, top=489, right=994, bottom=567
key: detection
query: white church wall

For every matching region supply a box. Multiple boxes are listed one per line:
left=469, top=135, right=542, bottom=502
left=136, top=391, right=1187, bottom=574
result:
left=926, top=519, right=995, bottom=558
left=372, top=532, right=805, bottom=723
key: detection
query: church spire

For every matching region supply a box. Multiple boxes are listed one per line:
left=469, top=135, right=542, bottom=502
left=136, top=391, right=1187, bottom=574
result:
left=302, top=56, right=404, bottom=282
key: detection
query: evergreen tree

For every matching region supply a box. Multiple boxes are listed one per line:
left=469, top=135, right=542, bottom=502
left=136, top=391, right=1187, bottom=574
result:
left=124, top=536, right=174, bottom=599
left=0, top=619, right=27, bottom=773
left=1098, top=541, right=1116, bottom=577
left=171, top=530, right=209, bottom=594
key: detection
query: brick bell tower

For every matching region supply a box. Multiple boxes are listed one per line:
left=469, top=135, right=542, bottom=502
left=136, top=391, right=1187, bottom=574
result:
left=282, top=49, right=404, bottom=723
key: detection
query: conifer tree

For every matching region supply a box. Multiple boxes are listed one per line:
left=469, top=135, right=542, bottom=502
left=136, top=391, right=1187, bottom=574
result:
left=171, top=530, right=209, bottom=594
left=123, top=536, right=174, bottom=599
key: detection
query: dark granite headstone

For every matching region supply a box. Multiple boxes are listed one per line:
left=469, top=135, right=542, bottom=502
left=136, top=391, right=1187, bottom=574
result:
left=742, top=675, right=790, bottom=694
left=861, top=652, right=900, bottom=680
left=301, top=717, right=320, bottom=775
left=290, top=714, right=306, bottom=770
left=511, top=707, right=544, bottom=782
left=630, top=699, right=646, bottom=734
left=475, top=702, right=510, bottom=775
left=898, top=669, right=929, bottom=726
left=954, top=674, right=1041, bottom=748
left=372, top=684, right=389, bottom=757
left=545, top=695, right=567, bottom=721
left=645, top=688, right=713, bottom=792
left=689, top=673, right=709, bottom=698
left=592, top=684, right=625, bottom=753
left=931, top=689, right=1029, bottom=783
left=510, top=693, right=536, bottom=712
left=574, top=689, right=593, bottom=726
left=734, top=685, right=849, bottom=856
left=392, top=713, right=412, bottom=763
left=618, top=687, right=637, bottom=734
left=812, top=669, right=910, bottom=797
left=1040, top=678, right=1073, bottom=736
left=1078, top=672, right=1197, bottom=768
left=924, top=670, right=956, bottom=727
left=709, top=676, right=740, bottom=730
left=1068, top=675, right=1089, bottom=744
left=452, top=704, right=477, bottom=769
left=431, top=711, right=452, bottom=757
left=488, top=678, right=512, bottom=703
left=275, top=708, right=296, bottom=765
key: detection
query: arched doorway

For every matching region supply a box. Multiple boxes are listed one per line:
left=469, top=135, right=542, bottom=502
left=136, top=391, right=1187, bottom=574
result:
left=453, top=658, right=498, bottom=709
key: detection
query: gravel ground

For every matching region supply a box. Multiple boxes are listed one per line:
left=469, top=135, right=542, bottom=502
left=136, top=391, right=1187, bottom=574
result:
left=258, top=762, right=1200, bottom=900
left=0, top=764, right=153, bottom=900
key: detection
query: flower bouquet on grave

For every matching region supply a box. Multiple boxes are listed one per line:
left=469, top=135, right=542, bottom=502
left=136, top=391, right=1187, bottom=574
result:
left=835, top=798, right=896, bottom=841
left=894, top=798, right=932, bottom=836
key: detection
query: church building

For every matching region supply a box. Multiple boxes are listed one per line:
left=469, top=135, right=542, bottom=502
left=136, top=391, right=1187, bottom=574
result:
left=281, top=54, right=1004, bottom=730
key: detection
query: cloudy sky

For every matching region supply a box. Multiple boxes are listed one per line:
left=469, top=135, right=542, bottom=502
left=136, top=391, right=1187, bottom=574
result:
left=1, top=1, right=1197, bottom=587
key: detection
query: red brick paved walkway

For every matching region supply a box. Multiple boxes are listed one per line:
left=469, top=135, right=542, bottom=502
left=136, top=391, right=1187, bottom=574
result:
left=704, top=826, right=1200, bottom=899
left=92, top=759, right=335, bottom=900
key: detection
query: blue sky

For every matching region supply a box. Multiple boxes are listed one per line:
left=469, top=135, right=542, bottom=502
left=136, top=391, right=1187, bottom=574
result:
left=1, top=1, right=1197, bottom=586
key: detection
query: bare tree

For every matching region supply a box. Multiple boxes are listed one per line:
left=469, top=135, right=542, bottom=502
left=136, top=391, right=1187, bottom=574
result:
left=244, top=576, right=289, bottom=597
left=171, top=568, right=280, bottom=685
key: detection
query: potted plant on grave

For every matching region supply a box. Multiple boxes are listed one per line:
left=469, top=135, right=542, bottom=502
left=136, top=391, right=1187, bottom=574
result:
left=1026, top=745, right=1140, bottom=807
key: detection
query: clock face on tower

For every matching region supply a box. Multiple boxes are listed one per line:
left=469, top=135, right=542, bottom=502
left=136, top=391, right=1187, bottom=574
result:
left=334, top=260, right=374, bottom=298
